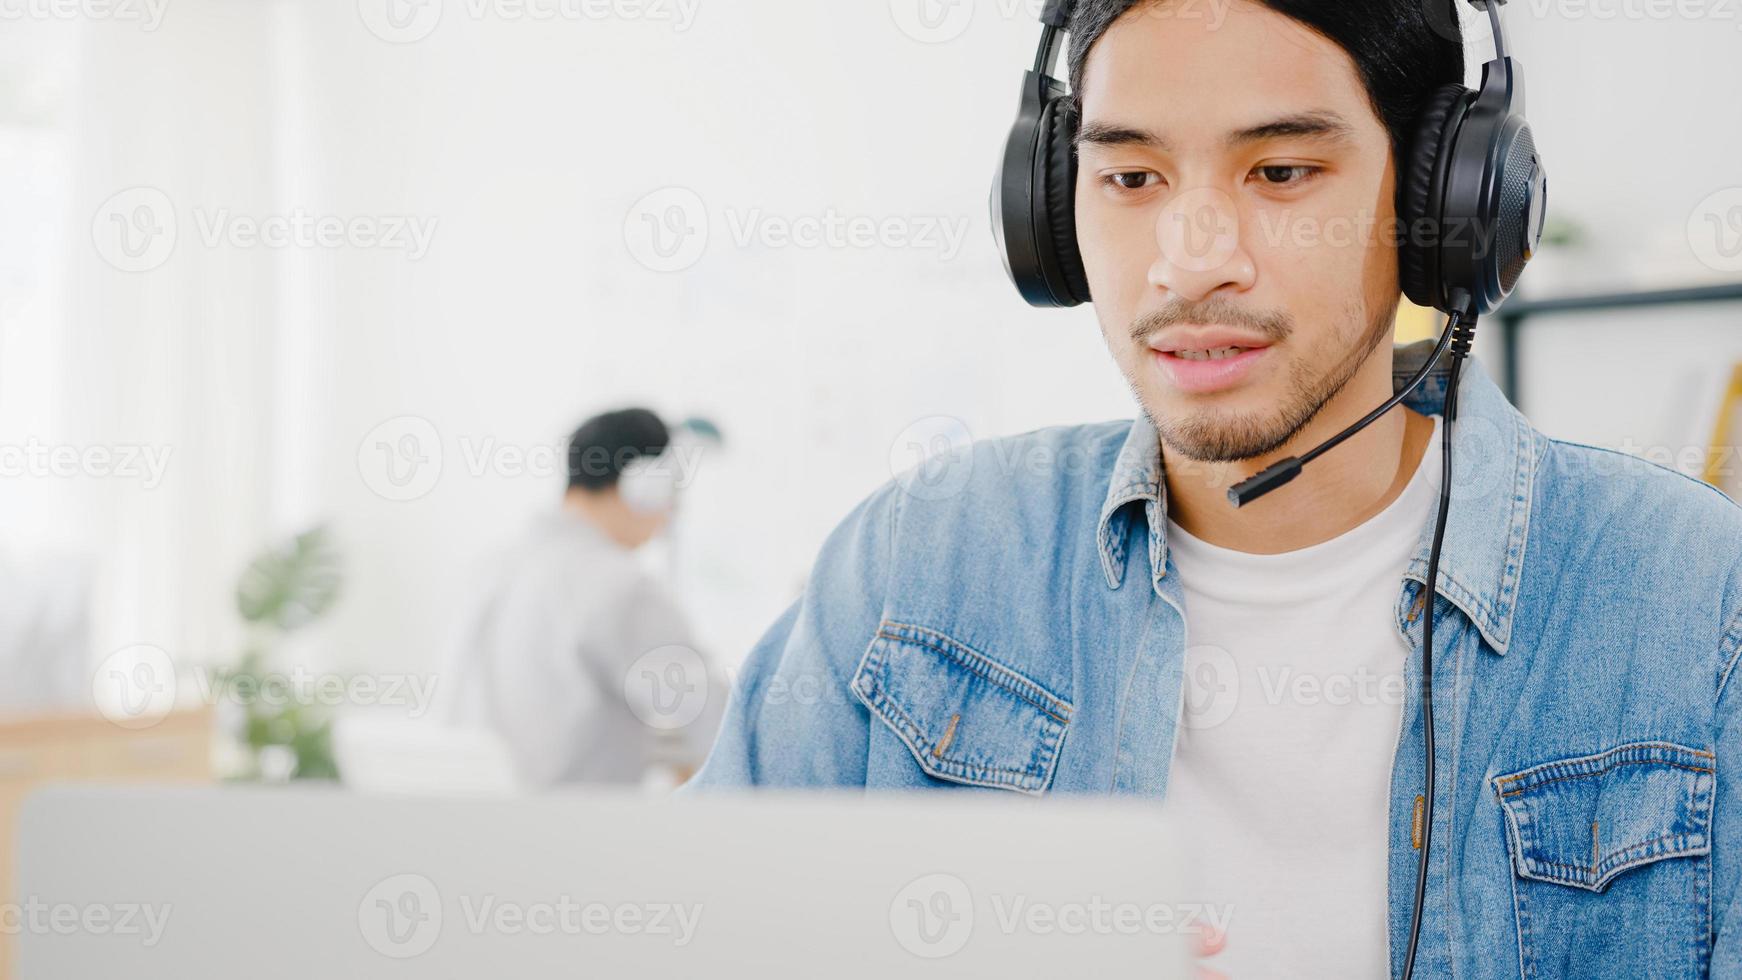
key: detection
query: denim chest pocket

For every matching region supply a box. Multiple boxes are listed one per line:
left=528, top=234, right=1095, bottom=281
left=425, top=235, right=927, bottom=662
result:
left=1492, top=741, right=1715, bottom=978
left=851, top=621, right=1073, bottom=795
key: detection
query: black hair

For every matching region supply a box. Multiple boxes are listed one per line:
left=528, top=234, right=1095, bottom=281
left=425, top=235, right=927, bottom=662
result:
left=1066, top=0, right=1466, bottom=169
left=566, top=408, right=670, bottom=492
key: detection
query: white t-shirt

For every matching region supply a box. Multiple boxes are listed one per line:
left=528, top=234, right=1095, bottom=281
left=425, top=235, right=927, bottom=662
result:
left=1163, top=414, right=1442, bottom=978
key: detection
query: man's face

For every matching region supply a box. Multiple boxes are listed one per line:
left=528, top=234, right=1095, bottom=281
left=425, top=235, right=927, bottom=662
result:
left=1074, top=0, right=1402, bottom=463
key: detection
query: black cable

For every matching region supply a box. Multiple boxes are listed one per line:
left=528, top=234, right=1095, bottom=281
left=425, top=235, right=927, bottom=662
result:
left=1400, top=307, right=1477, bottom=980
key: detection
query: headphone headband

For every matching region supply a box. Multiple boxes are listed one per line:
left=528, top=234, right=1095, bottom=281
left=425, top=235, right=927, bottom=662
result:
left=1028, top=2, right=1070, bottom=91
left=1037, top=0, right=1073, bottom=30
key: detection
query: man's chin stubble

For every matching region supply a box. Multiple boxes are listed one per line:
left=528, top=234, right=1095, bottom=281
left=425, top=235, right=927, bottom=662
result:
left=1144, top=381, right=1321, bottom=464
left=1135, top=309, right=1396, bottom=465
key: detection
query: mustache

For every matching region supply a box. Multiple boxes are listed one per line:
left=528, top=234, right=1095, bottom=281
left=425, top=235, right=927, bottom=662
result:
left=1129, top=299, right=1294, bottom=346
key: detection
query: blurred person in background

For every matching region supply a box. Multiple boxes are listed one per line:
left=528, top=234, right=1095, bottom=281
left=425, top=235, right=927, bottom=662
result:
left=437, top=408, right=723, bottom=788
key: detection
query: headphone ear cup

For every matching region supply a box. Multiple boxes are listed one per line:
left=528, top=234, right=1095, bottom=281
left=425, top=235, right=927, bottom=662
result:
left=1397, top=84, right=1471, bottom=311
left=1036, top=97, right=1091, bottom=306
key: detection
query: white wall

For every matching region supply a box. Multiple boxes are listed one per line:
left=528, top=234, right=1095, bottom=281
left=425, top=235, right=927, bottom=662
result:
left=290, top=0, right=1132, bottom=672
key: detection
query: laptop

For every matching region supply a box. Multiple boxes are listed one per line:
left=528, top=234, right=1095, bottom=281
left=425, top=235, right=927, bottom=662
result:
left=13, top=785, right=1197, bottom=978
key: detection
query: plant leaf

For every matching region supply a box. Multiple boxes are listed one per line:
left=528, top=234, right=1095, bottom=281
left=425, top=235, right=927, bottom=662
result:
left=236, top=526, right=342, bottom=631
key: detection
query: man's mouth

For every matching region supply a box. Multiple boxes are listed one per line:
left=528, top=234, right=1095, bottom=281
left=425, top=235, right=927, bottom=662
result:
left=1167, top=345, right=1260, bottom=362
left=1150, top=344, right=1272, bottom=394
left=1143, top=322, right=1280, bottom=394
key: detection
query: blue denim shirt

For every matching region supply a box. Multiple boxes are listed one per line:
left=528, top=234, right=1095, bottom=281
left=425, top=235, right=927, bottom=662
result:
left=690, top=339, right=1742, bottom=978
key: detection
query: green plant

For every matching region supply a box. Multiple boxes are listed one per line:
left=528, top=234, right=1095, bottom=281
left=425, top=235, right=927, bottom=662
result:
left=221, top=526, right=344, bottom=781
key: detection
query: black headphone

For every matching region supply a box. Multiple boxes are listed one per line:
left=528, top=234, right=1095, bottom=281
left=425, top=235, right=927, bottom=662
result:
left=991, top=0, right=1548, bottom=319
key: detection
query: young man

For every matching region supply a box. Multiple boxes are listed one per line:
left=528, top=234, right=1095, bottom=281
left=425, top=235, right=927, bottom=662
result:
left=440, top=408, right=722, bottom=787
left=691, top=1, right=1742, bottom=976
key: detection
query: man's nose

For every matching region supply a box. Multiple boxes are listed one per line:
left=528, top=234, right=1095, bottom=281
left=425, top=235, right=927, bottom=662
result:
left=1146, top=187, right=1256, bottom=303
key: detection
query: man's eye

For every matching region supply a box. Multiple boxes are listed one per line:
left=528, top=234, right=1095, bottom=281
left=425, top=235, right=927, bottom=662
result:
left=1102, top=171, right=1156, bottom=192
left=1253, top=165, right=1320, bottom=187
